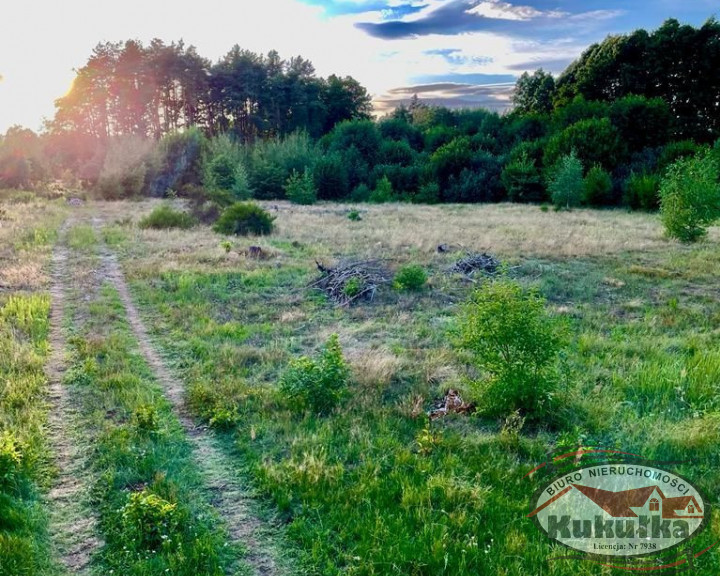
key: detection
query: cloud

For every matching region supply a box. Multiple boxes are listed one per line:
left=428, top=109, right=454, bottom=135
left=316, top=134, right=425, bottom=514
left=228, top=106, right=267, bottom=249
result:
left=374, top=80, right=515, bottom=116
left=410, top=72, right=516, bottom=84
left=355, top=0, right=624, bottom=39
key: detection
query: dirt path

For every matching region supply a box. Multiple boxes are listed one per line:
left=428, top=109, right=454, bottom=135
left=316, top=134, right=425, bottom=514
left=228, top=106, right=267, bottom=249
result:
left=97, top=233, right=289, bottom=576
left=46, top=230, right=102, bottom=574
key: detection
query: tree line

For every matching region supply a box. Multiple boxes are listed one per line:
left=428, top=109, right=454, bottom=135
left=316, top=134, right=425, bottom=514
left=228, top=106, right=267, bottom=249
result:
left=51, top=39, right=372, bottom=141
left=1, top=17, right=719, bottom=214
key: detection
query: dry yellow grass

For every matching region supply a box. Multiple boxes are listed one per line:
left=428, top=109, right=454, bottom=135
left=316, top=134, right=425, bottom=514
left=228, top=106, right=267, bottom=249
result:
left=89, top=199, right=720, bottom=275
left=0, top=199, right=65, bottom=290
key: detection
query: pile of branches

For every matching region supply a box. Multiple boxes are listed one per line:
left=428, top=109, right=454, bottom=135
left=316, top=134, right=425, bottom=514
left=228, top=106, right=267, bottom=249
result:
left=311, top=259, right=390, bottom=306
left=449, top=252, right=500, bottom=276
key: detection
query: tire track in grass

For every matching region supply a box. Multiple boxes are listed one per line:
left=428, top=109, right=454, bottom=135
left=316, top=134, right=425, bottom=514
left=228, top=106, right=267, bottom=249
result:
left=46, top=228, right=102, bottom=574
left=96, top=228, right=289, bottom=576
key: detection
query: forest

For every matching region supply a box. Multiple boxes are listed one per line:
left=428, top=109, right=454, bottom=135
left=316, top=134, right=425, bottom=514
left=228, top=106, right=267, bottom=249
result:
left=1, top=18, right=720, bottom=211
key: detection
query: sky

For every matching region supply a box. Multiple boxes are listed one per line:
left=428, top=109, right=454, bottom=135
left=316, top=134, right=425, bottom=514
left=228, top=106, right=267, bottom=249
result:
left=0, top=0, right=717, bottom=133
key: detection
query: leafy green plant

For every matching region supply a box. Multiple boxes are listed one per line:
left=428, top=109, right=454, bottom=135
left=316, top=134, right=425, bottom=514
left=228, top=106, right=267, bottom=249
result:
left=548, top=151, right=584, bottom=210
left=0, top=432, right=22, bottom=487
left=220, top=240, right=233, bottom=253
left=342, top=277, right=364, bottom=299
left=132, top=405, right=160, bottom=435
left=582, top=165, right=613, bottom=206
left=284, top=169, right=317, bottom=205
left=369, top=176, right=394, bottom=203
left=455, top=278, right=565, bottom=420
left=624, top=172, right=661, bottom=211
left=213, top=202, right=276, bottom=236
left=501, top=152, right=544, bottom=203
left=394, top=264, right=427, bottom=292
left=138, top=204, right=195, bottom=230
left=202, top=134, right=251, bottom=202
left=121, top=489, right=181, bottom=550
left=280, top=334, right=349, bottom=414
left=347, top=209, right=362, bottom=222
left=660, top=151, right=720, bottom=242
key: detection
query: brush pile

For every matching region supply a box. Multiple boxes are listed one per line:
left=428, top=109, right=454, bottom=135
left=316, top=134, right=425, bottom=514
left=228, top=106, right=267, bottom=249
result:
left=312, top=259, right=390, bottom=306
left=449, top=252, right=500, bottom=276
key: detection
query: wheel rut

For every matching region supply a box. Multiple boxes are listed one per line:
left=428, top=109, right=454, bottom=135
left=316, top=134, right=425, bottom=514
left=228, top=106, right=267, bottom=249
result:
left=96, top=230, right=289, bottom=576
left=46, top=228, right=102, bottom=575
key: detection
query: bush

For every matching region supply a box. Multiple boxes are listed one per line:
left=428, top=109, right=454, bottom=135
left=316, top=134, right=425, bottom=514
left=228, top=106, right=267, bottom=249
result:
left=248, top=132, right=318, bottom=199
left=412, top=181, right=440, bottom=204
left=95, top=135, right=155, bottom=199
left=138, top=204, right=195, bottom=230
left=455, top=278, right=564, bottom=420
left=660, top=151, right=720, bottom=242
left=624, top=172, right=660, bottom=211
left=347, top=209, right=362, bottom=222
left=394, top=264, right=427, bottom=291
left=213, top=202, right=275, bottom=236
left=549, top=151, right=584, bottom=210
left=582, top=165, right=613, bottom=206
left=284, top=169, right=317, bottom=205
left=369, top=176, right=394, bottom=203
left=313, top=152, right=349, bottom=200
left=202, top=135, right=251, bottom=203
left=0, top=432, right=22, bottom=488
left=501, top=152, right=544, bottom=203
left=280, top=334, right=349, bottom=414
left=146, top=128, right=207, bottom=197
left=121, top=489, right=181, bottom=550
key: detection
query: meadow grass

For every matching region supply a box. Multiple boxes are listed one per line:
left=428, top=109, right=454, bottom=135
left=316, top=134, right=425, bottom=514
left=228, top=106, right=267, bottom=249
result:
left=62, top=200, right=720, bottom=573
left=59, top=238, right=243, bottom=576
left=0, top=197, right=65, bottom=576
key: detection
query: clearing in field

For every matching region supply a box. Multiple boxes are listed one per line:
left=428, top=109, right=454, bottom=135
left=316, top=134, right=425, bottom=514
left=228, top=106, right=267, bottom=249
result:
left=1, top=196, right=719, bottom=576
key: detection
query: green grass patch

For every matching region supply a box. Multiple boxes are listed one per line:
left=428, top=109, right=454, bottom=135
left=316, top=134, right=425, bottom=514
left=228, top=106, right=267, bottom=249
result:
left=0, top=294, right=55, bottom=576
left=62, top=281, right=239, bottom=576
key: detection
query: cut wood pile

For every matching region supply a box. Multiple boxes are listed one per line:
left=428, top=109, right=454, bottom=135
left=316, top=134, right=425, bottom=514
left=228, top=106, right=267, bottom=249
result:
left=312, top=259, right=390, bottom=306
left=449, top=252, right=500, bottom=276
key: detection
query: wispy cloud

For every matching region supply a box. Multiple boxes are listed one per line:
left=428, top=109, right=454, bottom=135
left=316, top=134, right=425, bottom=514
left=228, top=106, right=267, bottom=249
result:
left=355, top=0, right=624, bottom=39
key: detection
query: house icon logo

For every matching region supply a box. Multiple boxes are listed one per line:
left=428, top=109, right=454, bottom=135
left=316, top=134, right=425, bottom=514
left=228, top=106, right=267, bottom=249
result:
left=528, top=463, right=709, bottom=559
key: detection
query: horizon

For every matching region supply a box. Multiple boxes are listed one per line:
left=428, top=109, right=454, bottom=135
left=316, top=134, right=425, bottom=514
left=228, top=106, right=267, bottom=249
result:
left=0, top=1, right=717, bottom=134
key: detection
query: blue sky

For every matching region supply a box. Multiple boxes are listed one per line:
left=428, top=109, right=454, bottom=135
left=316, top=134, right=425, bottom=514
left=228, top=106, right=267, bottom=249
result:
left=0, top=0, right=717, bottom=132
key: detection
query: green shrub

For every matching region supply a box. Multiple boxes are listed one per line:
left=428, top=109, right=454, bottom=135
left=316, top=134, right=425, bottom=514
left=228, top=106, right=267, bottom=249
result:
left=582, top=165, right=613, bottom=206
left=501, top=152, right=544, bottom=203
left=660, top=151, right=720, bottom=242
left=624, top=172, right=660, bottom=211
left=121, top=489, right=181, bottom=550
left=0, top=432, right=22, bottom=487
left=213, top=202, right=276, bottom=236
left=138, top=204, right=195, bottom=230
left=132, top=405, right=160, bottom=435
left=147, top=128, right=207, bottom=197
left=313, top=152, right=349, bottom=200
left=455, top=278, right=565, bottom=420
left=548, top=151, right=584, bottom=210
left=394, top=264, right=427, bottom=291
left=280, top=334, right=349, bottom=414
left=347, top=209, right=362, bottom=221
left=412, top=181, right=440, bottom=204
left=342, top=277, right=364, bottom=299
left=284, top=169, right=317, bottom=205
left=350, top=183, right=371, bottom=202
left=369, top=176, right=394, bottom=203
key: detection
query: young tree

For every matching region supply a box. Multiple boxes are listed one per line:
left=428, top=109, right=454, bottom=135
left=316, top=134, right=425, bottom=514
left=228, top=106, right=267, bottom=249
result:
left=513, top=69, right=556, bottom=115
left=549, top=151, right=584, bottom=210
left=660, top=151, right=720, bottom=242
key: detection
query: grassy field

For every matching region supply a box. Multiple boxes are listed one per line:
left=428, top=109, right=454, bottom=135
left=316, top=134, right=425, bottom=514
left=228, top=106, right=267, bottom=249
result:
left=0, top=197, right=64, bottom=575
left=2, top=196, right=719, bottom=575
left=98, top=200, right=719, bottom=574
